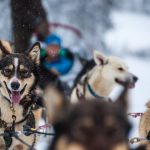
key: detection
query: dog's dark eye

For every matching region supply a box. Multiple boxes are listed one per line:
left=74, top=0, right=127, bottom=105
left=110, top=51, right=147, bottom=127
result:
left=3, top=68, right=12, bottom=76
left=118, top=67, right=124, bottom=72
left=20, top=70, right=29, bottom=77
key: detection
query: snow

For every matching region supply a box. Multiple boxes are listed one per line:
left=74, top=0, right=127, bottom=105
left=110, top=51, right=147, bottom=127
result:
left=35, top=120, right=54, bottom=150
left=105, top=11, right=150, bottom=54
left=104, top=10, right=150, bottom=147
left=0, top=0, right=12, bottom=41
left=125, top=56, right=150, bottom=139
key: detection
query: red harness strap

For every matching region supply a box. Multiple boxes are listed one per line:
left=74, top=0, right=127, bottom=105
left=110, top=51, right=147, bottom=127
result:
left=128, top=113, right=143, bottom=118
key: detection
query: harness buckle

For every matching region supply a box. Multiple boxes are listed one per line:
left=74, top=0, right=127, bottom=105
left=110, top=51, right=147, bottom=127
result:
left=10, top=104, right=15, bottom=114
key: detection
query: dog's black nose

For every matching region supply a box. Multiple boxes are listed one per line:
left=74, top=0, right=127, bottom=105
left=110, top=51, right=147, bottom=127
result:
left=11, top=82, right=20, bottom=90
left=133, top=76, right=138, bottom=82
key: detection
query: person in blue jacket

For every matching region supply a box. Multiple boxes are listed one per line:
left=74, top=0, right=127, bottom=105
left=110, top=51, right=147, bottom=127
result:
left=41, top=34, right=74, bottom=76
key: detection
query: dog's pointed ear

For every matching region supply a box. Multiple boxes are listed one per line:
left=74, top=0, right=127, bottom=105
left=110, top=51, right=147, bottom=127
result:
left=28, top=42, right=40, bottom=65
left=115, top=83, right=129, bottom=112
left=0, top=40, right=12, bottom=59
left=93, top=50, right=108, bottom=65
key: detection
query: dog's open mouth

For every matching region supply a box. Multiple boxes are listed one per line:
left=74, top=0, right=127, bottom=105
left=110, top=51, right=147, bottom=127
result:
left=4, top=81, right=27, bottom=104
left=11, top=91, right=21, bottom=104
left=115, top=78, right=135, bottom=89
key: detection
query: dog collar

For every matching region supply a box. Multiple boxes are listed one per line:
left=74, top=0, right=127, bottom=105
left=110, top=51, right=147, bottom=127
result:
left=87, top=83, right=106, bottom=100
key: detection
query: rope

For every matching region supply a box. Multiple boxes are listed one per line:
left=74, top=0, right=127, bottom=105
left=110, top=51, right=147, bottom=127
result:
left=36, top=123, right=52, bottom=130
left=34, top=22, right=82, bottom=38
left=13, top=135, right=36, bottom=150
left=0, top=130, right=55, bottom=137
left=0, top=123, right=54, bottom=136
left=0, top=123, right=54, bottom=149
left=129, top=130, right=150, bottom=144
left=129, top=137, right=149, bottom=144
left=0, top=130, right=34, bottom=149
left=128, top=112, right=143, bottom=118
left=31, top=130, right=55, bottom=136
left=23, top=125, right=55, bottom=136
left=50, top=23, right=82, bottom=38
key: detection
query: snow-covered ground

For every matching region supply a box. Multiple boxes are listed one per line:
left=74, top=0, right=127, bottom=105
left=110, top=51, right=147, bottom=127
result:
left=104, top=10, right=150, bottom=148
left=105, top=11, right=150, bottom=55
left=0, top=0, right=12, bottom=41
left=126, top=56, right=150, bottom=139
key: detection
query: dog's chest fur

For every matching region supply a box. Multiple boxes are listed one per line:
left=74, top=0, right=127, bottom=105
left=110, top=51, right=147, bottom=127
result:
left=0, top=94, right=36, bottom=149
left=0, top=83, right=36, bottom=148
left=0, top=94, right=24, bottom=123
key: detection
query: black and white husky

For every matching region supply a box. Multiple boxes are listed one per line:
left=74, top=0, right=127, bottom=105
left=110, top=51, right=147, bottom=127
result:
left=0, top=40, right=41, bottom=149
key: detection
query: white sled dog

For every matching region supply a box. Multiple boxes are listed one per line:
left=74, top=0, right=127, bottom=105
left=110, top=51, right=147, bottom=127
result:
left=71, top=50, right=138, bottom=103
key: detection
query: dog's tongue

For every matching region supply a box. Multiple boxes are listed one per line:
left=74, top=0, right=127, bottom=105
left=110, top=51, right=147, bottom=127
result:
left=11, top=91, right=21, bottom=104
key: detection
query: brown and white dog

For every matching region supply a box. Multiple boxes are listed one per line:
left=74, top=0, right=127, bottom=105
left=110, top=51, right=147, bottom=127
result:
left=0, top=40, right=41, bottom=149
left=71, top=51, right=138, bottom=103
left=50, top=82, right=146, bottom=150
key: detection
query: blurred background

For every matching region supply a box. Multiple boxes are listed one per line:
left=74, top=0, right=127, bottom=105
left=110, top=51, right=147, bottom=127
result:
left=0, top=0, right=150, bottom=149
left=2, top=0, right=150, bottom=55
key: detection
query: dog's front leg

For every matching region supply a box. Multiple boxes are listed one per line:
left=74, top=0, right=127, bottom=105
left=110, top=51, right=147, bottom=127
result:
left=0, top=137, right=6, bottom=149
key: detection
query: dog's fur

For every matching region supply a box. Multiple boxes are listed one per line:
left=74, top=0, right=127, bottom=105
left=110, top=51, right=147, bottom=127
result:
left=71, top=50, right=138, bottom=103
left=139, top=101, right=150, bottom=149
left=49, top=83, right=145, bottom=150
left=37, top=67, right=67, bottom=123
left=0, top=40, right=41, bottom=149
left=38, top=83, right=66, bottom=124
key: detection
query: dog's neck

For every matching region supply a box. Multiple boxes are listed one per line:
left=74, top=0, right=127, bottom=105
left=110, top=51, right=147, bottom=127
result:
left=85, top=66, right=115, bottom=98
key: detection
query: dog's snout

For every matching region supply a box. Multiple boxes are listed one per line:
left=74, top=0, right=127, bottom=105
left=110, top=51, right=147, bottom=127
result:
left=133, top=76, right=138, bottom=82
left=11, top=82, right=20, bottom=90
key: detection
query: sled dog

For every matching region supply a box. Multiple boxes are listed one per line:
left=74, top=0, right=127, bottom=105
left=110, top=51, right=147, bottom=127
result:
left=71, top=51, right=138, bottom=103
left=50, top=83, right=135, bottom=150
left=0, top=40, right=41, bottom=149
